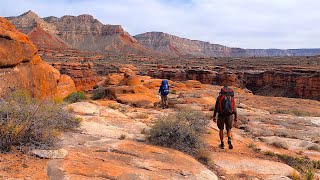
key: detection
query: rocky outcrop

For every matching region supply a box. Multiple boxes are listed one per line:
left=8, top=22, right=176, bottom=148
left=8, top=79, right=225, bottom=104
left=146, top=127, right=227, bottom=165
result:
left=51, top=62, right=98, bottom=91
left=102, top=68, right=160, bottom=107
left=244, top=68, right=320, bottom=100
left=134, top=32, right=320, bottom=57
left=0, top=17, right=74, bottom=99
left=147, top=67, right=241, bottom=87
left=146, top=65, right=319, bottom=100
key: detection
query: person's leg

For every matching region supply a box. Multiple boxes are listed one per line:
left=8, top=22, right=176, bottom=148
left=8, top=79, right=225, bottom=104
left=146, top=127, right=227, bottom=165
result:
left=217, top=116, right=225, bottom=149
left=164, top=95, right=168, bottom=108
left=226, top=115, right=234, bottom=149
left=161, top=95, right=165, bottom=108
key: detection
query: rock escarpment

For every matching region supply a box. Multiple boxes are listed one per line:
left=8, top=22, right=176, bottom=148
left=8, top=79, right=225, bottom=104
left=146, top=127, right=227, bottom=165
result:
left=7, top=11, right=148, bottom=54
left=0, top=17, right=75, bottom=99
left=146, top=65, right=320, bottom=100
left=134, top=32, right=320, bottom=57
left=134, top=32, right=231, bottom=57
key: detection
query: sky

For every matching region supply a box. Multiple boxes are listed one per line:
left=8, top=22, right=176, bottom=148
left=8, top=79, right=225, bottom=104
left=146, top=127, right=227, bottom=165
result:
left=1, top=0, right=320, bottom=49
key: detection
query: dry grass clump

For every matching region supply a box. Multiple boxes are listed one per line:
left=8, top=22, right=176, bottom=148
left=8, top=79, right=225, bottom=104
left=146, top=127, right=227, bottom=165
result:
left=307, top=144, right=320, bottom=152
left=272, top=109, right=313, bottom=117
left=0, top=91, right=80, bottom=152
left=135, top=113, right=149, bottom=119
left=147, top=108, right=210, bottom=158
left=270, top=140, right=289, bottom=150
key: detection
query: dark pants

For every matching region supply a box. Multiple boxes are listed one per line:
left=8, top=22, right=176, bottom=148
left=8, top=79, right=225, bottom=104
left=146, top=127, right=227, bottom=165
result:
left=217, top=115, right=234, bottom=130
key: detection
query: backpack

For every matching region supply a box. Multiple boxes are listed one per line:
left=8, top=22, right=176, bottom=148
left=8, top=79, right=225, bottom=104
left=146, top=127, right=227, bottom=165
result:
left=160, top=80, right=170, bottom=95
left=217, top=86, right=235, bottom=116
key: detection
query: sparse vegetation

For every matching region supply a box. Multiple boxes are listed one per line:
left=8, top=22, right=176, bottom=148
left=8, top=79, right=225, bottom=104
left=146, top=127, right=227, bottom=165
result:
left=147, top=109, right=210, bottom=156
left=108, top=103, right=119, bottom=109
left=272, top=109, right=312, bottom=117
left=135, top=113, right=149, bottom=119
left=270, top=140, right=289, bottom=150
left=248, top=142, right=260, bottom=152
left=171, top=89, right=177, bottom=94
left=307, top=144, right=320, bottom=152
left=264, top=151, right=320, bottom=179
left=0, top=91, right=80, bottom=152
left=92, top=88, right=108, bottom=100
left=119, top=134, right=126, bottom=140
left=64, top=92, right=86, bottom=103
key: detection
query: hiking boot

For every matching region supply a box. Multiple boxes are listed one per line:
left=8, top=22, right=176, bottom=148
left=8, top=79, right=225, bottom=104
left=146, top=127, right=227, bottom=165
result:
left=228, top=140, right=233, bottom=149
left=219, top=142, right=224, bottom=149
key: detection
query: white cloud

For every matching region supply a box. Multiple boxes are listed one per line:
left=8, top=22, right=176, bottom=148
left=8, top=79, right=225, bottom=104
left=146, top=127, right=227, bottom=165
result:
left=1, top=0, right=320, bottom=49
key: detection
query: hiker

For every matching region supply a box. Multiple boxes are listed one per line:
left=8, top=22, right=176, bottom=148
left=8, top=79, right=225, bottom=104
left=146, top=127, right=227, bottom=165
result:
left=213, top=86, right=237, bottom=149
left=159, top=79, right=170, bottom=109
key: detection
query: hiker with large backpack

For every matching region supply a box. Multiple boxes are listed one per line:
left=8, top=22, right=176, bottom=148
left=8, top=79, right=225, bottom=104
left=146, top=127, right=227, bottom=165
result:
left=213, top=86, right=238, bottom=149
left=159, top=79, right=170, bottom=109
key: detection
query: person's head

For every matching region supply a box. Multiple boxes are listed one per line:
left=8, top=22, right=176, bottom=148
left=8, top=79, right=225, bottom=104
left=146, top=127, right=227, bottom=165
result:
left=161, top=79, right=168, bottom=85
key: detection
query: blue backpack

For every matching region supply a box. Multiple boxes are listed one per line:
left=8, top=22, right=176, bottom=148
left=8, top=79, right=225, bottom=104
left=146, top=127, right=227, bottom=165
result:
left=160, top=80, right=170, bottom=95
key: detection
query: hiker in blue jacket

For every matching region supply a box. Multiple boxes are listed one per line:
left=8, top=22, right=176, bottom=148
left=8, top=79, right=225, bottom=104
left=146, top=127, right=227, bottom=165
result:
left=159, top=79, right=170, bottom=109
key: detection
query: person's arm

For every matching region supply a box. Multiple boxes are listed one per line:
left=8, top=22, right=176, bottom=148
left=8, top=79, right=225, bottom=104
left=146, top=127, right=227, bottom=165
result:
left=158, top=85, right=162, bottom=94
left=234, top=107, right=238, bottom=122
left=213, top=98, right=219, bottom=122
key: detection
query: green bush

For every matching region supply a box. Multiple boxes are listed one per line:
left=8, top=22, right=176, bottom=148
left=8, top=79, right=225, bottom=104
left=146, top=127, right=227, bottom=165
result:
left=64, top=92, right=86, bottom=103
left=92, top=88, right=108, bottom=100
left=147, top=109, right=209, bottom=155
left=0, top=91, right=80, bottom=152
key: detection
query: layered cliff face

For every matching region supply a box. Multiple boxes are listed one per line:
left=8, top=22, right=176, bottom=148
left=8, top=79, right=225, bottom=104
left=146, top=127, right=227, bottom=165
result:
left=134, top=32, right=231, bottom=57
left=7, top=11, right=148, bottom=54
left=44, top=14, right=148, bottom=53
left=135, top=32, right=320, bottom=57
left=6, top=11, right=70, bottom=50
left=245, top=68, right=320, bottom=100
left=146, top=65, right=320, bottom=100
left=0, top=17, right=75, bottom=99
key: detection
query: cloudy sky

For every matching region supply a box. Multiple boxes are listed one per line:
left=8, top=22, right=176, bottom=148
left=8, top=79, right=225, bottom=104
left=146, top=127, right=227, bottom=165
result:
left=1, top=0, right=319, bottom=49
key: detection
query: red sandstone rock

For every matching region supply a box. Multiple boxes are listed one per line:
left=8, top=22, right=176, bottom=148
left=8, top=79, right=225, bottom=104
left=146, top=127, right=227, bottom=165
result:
left=0, top=17, right=75, bottom=99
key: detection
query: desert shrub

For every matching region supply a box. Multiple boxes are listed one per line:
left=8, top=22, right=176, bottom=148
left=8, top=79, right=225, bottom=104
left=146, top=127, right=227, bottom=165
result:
left=248, top=142, right=260, bottom=152
left=265, top=151, right=320, bottom=178
left=175, top=108, right=210, bottom=133
left=195, top=148, right=214, bottom=167
left=272, top=109, right=312, bottom=117
left=270, top=140, right=289, bottom=150
left=119, top=134, right=126, bottom=140
left=64, top=92, right=86, bottom=103
left=307, top=144, right=320, bottom=152
left=92, top=88, right=108, bottom=100
left=147, top=109, right=209, bottom=155
left=0, top=91, right=79, bottom=152
left=108, top=103, right=119, bottom=109
left=135, top=113, right=149, bottom=119
left=171, top=90, right=177, bottom=94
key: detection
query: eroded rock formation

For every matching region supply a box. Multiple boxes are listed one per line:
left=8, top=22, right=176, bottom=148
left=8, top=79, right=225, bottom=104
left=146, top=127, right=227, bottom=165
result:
left=0, top=17, right=75, bottom=99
